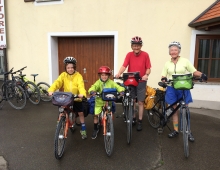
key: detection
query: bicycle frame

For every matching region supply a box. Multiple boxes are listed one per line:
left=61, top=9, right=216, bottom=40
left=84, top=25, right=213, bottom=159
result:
left=101, top=101, right=113, bottom=135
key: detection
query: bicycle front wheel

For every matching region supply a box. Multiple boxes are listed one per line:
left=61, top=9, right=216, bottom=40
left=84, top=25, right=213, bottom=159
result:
left=104, top=114, right=114, bottom=156
left=25, top=81, right=40, bottom=104
left=182, top=108, right=189, bottom=158
left=126, top=103, right=133, bottom=144
left=0, top=91, right=5, bottom=109
left=37, top=82, right=52, bottom=102
left=147, top=108, right=161, bottom=129
left=6, top=83, right=27, bottom=110
left=54, top=116, right=66, bottom=160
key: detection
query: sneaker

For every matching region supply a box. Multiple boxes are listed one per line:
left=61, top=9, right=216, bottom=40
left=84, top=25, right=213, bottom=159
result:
left=188, top=133, right=195, bottom=142
left=91, top=129, right=99, bottom=139
left=137, top=122, right=142, bottom=131
left=168, top=130, right=179, bottom=138
left=80, top=130, right=87, bottom=139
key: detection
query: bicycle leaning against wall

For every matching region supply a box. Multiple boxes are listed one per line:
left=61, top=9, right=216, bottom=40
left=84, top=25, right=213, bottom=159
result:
left=0, top=67, right=27, bottom=109
left=147, top=73, right=206, bottom=158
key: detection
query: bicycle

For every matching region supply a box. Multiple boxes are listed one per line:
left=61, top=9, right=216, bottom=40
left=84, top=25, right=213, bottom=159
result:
left=0, top=67, right=27, bottom=110
left=114, top=72, right=141, bottom=144
left=52, top=92, right=80, bottom=160
left=94, top=88, right=120, bottom=156
left=15, top=66, right=51, bottom=102
left=13, top=67, right=41, bottom=105
left=147, top=74, right=203, bottom=158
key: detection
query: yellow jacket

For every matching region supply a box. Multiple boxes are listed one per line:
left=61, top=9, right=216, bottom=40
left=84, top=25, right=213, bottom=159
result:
left=48, top=72, right=87, bottom=98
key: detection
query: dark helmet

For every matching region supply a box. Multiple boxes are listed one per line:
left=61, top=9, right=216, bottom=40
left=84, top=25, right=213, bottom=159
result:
left=63, top=56, right=77, bottom=64
left=131, top=36, right=143, bottom=44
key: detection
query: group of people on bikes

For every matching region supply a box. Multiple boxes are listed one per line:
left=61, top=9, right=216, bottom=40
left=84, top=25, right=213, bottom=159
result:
left=48, top=36, right=208, bottom=142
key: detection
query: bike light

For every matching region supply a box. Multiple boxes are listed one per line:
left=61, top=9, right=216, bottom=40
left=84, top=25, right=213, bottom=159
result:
left=126, top=93, right=129, bottom=96
left=59, top=107, right=64, bottom=112
left=107, top=106, right=111, bottom=110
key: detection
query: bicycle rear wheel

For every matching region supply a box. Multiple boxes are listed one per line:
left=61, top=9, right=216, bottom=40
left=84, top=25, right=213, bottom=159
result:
left=6, top=83, right=27, bottom=110
left=182, top=108, right=189, bottom=158
left=25, top=81, right=40, bottom=104
left=126, top=103, right=133, bottom=144
left=147, top=108, right=161, bottom=129
left=104, top=114, right=114, bottom=156
left=37, top=82, right=52, bottom=102
left=54, top=116, right=66, bottom=160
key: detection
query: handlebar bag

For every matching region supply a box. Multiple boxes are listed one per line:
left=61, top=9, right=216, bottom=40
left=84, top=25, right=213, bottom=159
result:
left=172, top=73, right=193, bottom=90
left=123, top=72, right=140, bottom=87
left=102, top=88, right=117, bottom=101
left=52, top=92, right=74, bottom=106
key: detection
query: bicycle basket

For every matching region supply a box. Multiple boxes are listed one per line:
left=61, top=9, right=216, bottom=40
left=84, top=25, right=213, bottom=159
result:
left=102, top=88, right=117, bottom=101
left=123, top=72, right=140, bottom=87
left=172, top=73, right=193, bottom=90
left=52, top=92, right=73, bottom=106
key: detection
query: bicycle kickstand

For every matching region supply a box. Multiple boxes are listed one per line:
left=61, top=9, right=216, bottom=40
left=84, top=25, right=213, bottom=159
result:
left=157, top=127, right=164, bottom=134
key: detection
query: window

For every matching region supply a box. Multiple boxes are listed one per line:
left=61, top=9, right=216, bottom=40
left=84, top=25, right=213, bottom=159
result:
left=194, top=35, right=220, bottom=82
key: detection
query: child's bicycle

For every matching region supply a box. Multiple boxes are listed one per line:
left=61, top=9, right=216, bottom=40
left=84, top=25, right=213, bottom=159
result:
left=95, top=89, right=120, bottom=156
left=15, top=66, right=51, bottom=102
left=147, top=74, right=204, bottom=158
left=51, top=92, right=81, bottom=160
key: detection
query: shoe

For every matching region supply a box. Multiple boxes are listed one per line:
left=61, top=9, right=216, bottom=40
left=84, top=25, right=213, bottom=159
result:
left=80, top=130, right=87, bottom=139
left=168, top=130, right=179, bottom=138
left=137, top=122, right=142, bottom=131
left=91, top=129, right=99, bottom=139
left=188, top=133, right=195, bottom=142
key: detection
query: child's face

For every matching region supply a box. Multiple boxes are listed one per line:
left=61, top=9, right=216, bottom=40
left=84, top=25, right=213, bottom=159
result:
left=66, top=63, right=75, bottom=74
left=100, top=73, right=109, bottom=81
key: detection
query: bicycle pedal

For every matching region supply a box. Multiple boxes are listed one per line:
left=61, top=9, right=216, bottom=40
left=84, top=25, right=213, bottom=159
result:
left=158, top=128, right=163, bottom=134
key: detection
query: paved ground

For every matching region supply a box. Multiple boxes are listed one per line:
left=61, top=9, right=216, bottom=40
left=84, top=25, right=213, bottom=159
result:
left=0, top=100, right=220, bottom=170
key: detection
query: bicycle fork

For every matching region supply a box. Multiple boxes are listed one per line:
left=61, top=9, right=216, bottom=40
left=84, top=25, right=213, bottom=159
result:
left=102, top=112, right=113, bottom=135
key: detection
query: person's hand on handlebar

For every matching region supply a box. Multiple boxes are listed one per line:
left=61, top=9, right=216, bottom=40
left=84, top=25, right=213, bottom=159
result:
left=201, top=73, right=208, bottom=82
left=142, top=74, right=149, bottom=81
left=115, top=73, right=121, bottom=79
left=90, top=91, right=96, bottom=96
left=161, top=77, right=167, bottom=82
left=48, top=92, right=53, bottom=96
left=78, top=94, right=84, bottom=98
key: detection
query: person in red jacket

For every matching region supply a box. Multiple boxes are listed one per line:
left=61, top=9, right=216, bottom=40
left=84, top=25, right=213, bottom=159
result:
left=115, top=36, right=152, bottom=131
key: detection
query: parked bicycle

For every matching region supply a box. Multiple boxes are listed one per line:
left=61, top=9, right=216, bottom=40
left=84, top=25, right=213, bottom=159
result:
left=13, top=67, right=41, bottom=105
left=114, top=72, right=141, bottom=144
left=147, top=74, right=204, bottom=158
left=94, top=89, right=120, bottom=156
left=52, top=92, right=80, bottom=160
left=0, top=67, right=27, bottom=109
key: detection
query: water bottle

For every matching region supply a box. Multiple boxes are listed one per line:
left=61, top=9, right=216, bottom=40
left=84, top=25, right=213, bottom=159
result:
left=166, top=107, right=174, bottom=117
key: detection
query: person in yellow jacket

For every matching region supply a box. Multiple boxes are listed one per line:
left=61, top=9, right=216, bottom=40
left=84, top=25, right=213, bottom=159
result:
left=48, top=56, right=87, bottom=139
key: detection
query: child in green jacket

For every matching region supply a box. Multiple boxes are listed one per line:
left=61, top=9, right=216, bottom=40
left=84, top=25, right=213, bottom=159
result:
left=88, top=66, right=125, bottom=139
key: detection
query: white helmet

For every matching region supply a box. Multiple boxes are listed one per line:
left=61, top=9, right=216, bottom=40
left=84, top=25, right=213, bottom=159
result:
left=63, top=56, right=77, bottom=64
left=168, top=41, right=181, bottom=49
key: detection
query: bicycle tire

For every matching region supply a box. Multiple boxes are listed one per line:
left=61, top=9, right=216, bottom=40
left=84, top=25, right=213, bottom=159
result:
left=127, top=103, right=132, bottom=144
left=54, top=116, right=66, bottom=160
left=6, top=82, right=27, bottom=110
left=104, top=114, right=114, bottom=156
left=25, top=81, right=40, bottom=104
left=147, top=108, right=161, bottom=129
left=0, top=91, right=5, bottom=109
left=37, top=82, right=52, bottom=102
left=182, top=108, right=189, bottom=158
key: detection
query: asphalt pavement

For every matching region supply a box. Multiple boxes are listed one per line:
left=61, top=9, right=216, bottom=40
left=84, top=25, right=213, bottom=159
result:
left=0, top=100, right=220, bottom=170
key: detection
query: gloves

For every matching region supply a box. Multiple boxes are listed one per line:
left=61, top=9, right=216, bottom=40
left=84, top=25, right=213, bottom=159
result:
left=201, top=73, right=208, bottom=81
left=161, top=77, right=167, bottom=82
left=90, top=91, right=96, bottom=95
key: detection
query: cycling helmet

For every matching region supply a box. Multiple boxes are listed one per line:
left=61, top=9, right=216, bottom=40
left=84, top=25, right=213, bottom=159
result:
left=63, top=56, right=77, bottom=64
left=131, top=36, right=143, bottom=44
left=98, top=66, right=111, bottom=75
left=168, top=41, right=181, bottom=49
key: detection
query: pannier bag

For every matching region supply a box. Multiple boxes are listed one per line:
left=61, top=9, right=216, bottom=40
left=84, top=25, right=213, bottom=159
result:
left=144, top=86, right=156, bottom=110
left=82, top=98, right=89, bottom=117
left=52, top=92, right=73, bottom=106
left=123, top=72, right=140, bottom=87
left=102, top=88, right=118, bottom=101
left=172, top=73, right=193, bottom=90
